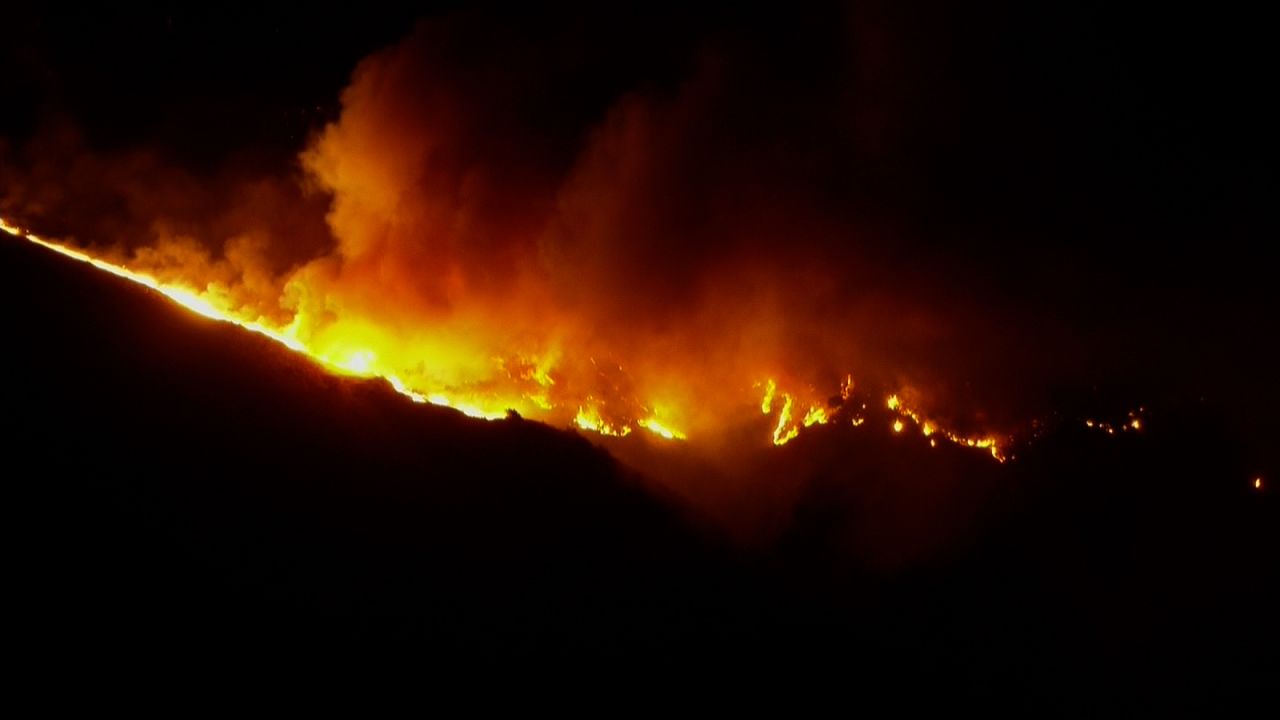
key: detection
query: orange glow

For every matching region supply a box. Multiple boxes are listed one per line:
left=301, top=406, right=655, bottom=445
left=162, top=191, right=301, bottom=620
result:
left=1256, top=477, right=1263, bottom=490
left=760, top=379, right=778, bottom=414
left=883, top=392, right=1007, bottom=461
left=574, top=404, right=630, bottom=437
left=772, top=394, right=799, bottom=446
left=3, top=215, right=1025, bottom=460
left=802, top=405, right=829, bottom=427
left=637, top=417, right=686, bottom=441
left=1084, top=412, right=1145, bottom=441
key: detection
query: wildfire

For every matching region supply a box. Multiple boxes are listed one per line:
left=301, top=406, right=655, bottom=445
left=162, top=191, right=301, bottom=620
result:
left=1084, top=409, right=1146, bottom=439
left=883, top=393, right=1006, bottom=461
left=4, top=215, right=1026, bottom=459
left=6, top=216, right=710, bottom=440
left=574, top=404, right=632, bottom=437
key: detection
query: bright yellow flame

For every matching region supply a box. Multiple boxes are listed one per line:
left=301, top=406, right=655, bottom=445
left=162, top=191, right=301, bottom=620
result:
left=337, top=349, right=377, bottom=375
left=1256, top=477, right=1263, bottom=490
left=802, top=405, right=829, bottom=427
left=760, top=379, right=822, bottom=445
left=15, top=223, right=308, bottom=353
left=886, top=391, right=1008, bottom=461
left=4, top=216, right=1028, bottom=461
left=772, top=394, right=799, bottom=445
left=637, top=417, right=686, bottom=440
left=574, top=404, right=631, bottom=437
left=760, top=378, right=777, bottom=414
left=1130, top=419, right=1141, bottom=430
left=5, top=216, right=667, bottom=430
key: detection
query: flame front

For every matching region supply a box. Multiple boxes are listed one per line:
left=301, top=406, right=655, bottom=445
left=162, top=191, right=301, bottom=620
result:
left=2, top=215, right=1028, bottom=459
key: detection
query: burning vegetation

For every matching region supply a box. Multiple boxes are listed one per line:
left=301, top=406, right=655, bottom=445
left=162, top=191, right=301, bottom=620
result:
left=3, top=11, right=1264, bottom=481
left=2, top=213, right=1017, bottom=457
left=0, top=14, right=1146, bottom=464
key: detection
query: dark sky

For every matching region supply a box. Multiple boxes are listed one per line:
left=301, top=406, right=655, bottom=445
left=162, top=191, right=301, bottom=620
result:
left=3, top=5, right=1276, bottom=698
left=2, top=2, right=1275, bottom=453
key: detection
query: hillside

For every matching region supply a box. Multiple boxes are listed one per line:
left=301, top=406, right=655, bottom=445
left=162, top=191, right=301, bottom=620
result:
left=3, top=233, right=1274, bottom=707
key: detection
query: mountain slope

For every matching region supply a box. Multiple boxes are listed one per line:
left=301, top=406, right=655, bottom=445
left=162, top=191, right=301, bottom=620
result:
left=3, top=233, right=1274, bottom=707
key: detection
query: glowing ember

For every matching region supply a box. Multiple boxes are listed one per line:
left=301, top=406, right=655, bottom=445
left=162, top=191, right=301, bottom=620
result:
left=892, top=419, right=905, bottom=433
left=1256, top=477, right=1263, bottom=490
left=1083, top=411, right=1145, bottom=441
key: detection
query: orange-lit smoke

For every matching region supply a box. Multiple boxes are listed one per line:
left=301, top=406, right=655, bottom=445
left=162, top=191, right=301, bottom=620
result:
left=0, top=19, right=1049, bottom=455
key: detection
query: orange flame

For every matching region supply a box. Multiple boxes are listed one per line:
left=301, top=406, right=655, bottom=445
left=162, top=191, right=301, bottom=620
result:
left=3, top=216, right=1025, bottom=458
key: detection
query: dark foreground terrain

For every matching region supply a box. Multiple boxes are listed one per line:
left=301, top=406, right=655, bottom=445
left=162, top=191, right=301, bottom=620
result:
left=4, top=235, right=1274, bottom=708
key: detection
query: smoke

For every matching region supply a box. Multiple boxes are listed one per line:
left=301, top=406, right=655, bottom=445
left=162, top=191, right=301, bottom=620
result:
left=6, top=5, right=1222, bottom=553
left=268, top=13, right=1069, bottom=438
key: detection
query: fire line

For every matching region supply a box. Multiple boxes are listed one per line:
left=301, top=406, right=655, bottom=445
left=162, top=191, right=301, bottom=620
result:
left=3, top=215, right=1082, bottom=460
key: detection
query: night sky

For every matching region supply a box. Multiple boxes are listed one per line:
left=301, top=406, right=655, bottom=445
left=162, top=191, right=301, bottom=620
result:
left=2, top=2, right=1275, bottom=705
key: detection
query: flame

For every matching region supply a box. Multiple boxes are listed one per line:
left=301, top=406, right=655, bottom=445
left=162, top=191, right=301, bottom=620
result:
left=760, top=379, right=778, bottom=414
left=1255, top=477, right=1263, bottom=490
left=802, top=405, right=829, bottom=427
left=756, top=378, right=836, bottom=446
left=883, top=392, right=1007, bottom=461
left=1084, top=410, right=1145, bottom=440
left=637, top=417, right=686, bottom=441
left=574, top=404, right=632, bottom=437
left=2, top=216, right=705, bottom=440
left=771, top=394, right=799, bottom=446
left=3, top=216, right=1037, bottom=459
